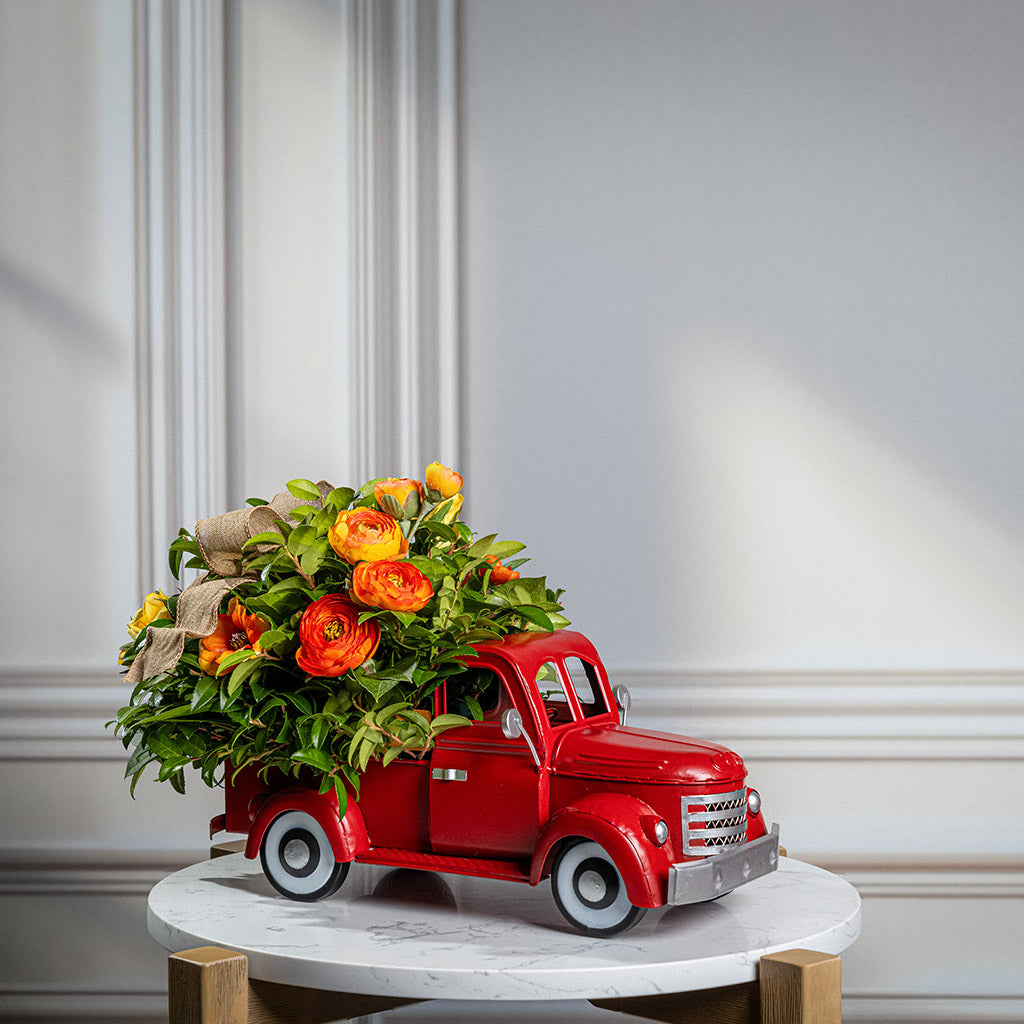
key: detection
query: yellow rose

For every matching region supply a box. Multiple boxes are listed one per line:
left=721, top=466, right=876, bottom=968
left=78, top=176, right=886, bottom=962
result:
left=127, top=590, right=170, bottom=638
left=424, top=461, right=463, bottom=500
left=328, top=508, right=406, bottom=564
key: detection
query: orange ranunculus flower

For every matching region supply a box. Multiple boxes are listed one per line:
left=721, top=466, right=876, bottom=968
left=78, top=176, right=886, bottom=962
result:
left=198, top=599, right=269, bottom=676
left=424, top=461, right=463, bottom=499
left=295, top=594, right=380, bottom=677
left=374, top=478, right=424, bottom=520
left=483, top=555, right=520, bottom=584
left=127, top=590, right=171, bottom=638
left=328, top=508, right=405, bottom=564
left=351, top=560, right=433, bottom=613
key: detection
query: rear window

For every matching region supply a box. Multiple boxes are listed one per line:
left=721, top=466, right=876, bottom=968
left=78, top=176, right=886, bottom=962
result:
left=565, top=658, right=608, bottom=719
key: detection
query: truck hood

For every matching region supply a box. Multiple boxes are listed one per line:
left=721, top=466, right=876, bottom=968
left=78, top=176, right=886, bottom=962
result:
left=551, top=725, right=746, bottom=785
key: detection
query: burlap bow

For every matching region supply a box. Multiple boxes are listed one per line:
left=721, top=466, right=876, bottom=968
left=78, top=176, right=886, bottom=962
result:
left=124, top=483, right=333, bottom=686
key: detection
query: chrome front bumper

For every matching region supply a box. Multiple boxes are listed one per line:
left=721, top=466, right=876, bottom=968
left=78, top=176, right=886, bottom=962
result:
left=666, top=823, right=780, bottom=905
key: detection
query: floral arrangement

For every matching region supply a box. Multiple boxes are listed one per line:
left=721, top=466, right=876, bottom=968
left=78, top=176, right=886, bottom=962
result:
left=112, top=464, right=567, bottom=810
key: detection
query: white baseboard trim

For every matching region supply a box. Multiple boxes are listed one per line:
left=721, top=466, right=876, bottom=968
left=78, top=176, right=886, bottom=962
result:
left=843, top=995, right=1024, bottom=1023
left=0, top=992, right=166, bottom=1022
left=2, top=992, right=1020, bottom=1024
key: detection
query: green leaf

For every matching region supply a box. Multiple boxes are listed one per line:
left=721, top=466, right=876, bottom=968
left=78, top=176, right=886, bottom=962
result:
left=382, top=745, right=405, bottom=767
left=215, top=649, right=259, bottom=677
left=429, top=713, right=472, bottom=731
left=485, top=540, right=526, bottom=560
left=243, top=530, right=286, bottom=549
left=287, top=478, right=322, bottom=501
left=227, top=655, right=264, bottom=695
left=286, top=524, right=317, bottom=555
left=515, top=605, right=555, bottom=631
left=359, top=676, right=401, bottom=703
left=299, top=541, right=328, bottom=578
left=467, top=533, right=498, bottom=557
left=417, top=520, right=458, bottom=544
left=282, top=691, right=313, bottom=716
left=379, top=493, right=404, bottom=519
left=292, top=747, right=334, bottom=773
left=267, top=576, right=312, bottom=594
left=333, top=775, right=349, bottom=817
left=309, top=716, right=328, bottom=749
left=140, top=704, right=196, bottom=724
left=190, top=674, right=219, bottom=712
left=406, top=556, right=446, bottom=579
left=326, top=487, right=355, bottom=510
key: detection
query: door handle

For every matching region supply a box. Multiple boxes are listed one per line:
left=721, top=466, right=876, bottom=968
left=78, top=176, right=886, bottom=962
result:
left=431, top=768, right=468, bottom=782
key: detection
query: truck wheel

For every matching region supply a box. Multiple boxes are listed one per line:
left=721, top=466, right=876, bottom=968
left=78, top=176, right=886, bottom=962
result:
left=551, top=838, right=647, bottom=937
left=260, top=810, right=349, bottom=902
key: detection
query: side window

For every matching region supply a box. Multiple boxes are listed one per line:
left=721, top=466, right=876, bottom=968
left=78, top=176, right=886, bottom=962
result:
left=566, top=658, right=608, bottom=719
left=537, top=661, right=573, bottom=725
left=448, top=667, right=503, bottom=720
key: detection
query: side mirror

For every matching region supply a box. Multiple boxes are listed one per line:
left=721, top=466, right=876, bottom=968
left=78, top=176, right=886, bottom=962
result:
left=614, top=684, right=632, bottom=725
left=501, top=708, right=523, bottom=739
left=501, top=708, right=540, bottom=768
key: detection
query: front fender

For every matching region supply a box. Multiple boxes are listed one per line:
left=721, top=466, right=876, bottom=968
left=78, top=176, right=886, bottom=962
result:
left=244, top=786, right=369, bottom=863
left=530, top=792, right=671, bottom=908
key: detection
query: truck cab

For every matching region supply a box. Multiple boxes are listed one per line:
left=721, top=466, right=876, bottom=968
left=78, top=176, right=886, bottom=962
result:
left=215, top=630, right=779, bottom=936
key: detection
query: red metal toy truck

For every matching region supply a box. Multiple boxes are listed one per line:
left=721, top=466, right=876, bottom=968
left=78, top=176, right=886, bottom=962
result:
left=212, top=630, right=779, bottom=936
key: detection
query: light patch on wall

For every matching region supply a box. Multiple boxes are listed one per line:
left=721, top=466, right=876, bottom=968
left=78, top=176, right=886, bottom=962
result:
left=667, top=331, right=1024, bottom=670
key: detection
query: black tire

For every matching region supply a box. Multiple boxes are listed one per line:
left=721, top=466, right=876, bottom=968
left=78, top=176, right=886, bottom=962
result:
left=550, top=838, right=647, bottom=937
left=259, top=810, right=349, bottom=902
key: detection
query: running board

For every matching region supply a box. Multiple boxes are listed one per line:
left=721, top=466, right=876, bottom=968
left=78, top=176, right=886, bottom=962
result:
left=356, top=847, right=531, bottom=883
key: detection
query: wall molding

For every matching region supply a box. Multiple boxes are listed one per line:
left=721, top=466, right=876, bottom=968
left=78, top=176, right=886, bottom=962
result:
left=2, top=667, right=1021, bottom=761
left=133, top=0, right=229, bottom=595
left=349, top=0, right=461, bottom=482
left=621, top=667, right=1024, bottom=760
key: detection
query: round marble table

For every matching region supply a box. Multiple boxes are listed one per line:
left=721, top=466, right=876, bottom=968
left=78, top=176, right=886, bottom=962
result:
left=148, top=853, right=860, bottom=1006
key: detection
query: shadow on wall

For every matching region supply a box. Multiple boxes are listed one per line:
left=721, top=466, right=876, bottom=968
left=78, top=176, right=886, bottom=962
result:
left=0, top=259, right=125, bottom=363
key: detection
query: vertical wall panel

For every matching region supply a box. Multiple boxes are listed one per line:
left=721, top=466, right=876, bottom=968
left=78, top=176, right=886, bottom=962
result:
left=457, top=1, right=1024, bottom=1018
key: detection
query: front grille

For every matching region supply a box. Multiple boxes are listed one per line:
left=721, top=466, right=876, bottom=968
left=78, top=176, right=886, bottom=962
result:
left=681, top=787, right=748, bottom=857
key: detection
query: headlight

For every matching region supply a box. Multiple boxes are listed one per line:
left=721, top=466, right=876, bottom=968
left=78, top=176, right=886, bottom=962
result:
left=654, top=819, right=669, bottom=845
left=747, top=789, right=761, bottom=816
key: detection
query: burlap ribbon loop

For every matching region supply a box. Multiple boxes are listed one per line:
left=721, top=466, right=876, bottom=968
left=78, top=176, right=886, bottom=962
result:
left=124, top=482, right=335, bottom=686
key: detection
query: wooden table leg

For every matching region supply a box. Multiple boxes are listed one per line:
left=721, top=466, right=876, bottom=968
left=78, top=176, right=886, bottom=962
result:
left=589, top=948, right=842, bottom=1024
left=169, top=946, right=248, bottom=1024
left=168, top=946, right=423, bottom=1024
left=759, top=949, right=842, bottom=1024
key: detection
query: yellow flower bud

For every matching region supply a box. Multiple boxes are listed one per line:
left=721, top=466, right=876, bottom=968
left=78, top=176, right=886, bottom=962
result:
left=127, top=590, right=170, bottom=638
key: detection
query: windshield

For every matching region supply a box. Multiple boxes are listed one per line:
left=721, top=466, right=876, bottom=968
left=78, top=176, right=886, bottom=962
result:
left=536, top=658, right=609, bottom=726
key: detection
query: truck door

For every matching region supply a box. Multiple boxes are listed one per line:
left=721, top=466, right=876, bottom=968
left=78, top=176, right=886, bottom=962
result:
left=428, top=670, right=543, bottom=859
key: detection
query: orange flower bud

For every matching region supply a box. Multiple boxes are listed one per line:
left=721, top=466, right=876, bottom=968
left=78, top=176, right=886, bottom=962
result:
left=373, top=478, right=424, bottom=520
left=351, top=560, right=433, bottom=613
left=198, top=599, right=269, bottom=676
left=295, top=594, right=379, bottom=677
left=424, top=461, right=463, bottom=499
left=328, top=508, right=405, bottom=564
left=482, top=555, right=520, bottom=584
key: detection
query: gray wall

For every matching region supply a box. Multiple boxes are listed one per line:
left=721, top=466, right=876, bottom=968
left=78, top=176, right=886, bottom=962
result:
left=1, top=2, right=1021, bottom=1021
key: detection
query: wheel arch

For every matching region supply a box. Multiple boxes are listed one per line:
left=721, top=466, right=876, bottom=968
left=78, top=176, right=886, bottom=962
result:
left=530, top=792, right=670, bottom=908
left=244, top=786, right=369, bottom=863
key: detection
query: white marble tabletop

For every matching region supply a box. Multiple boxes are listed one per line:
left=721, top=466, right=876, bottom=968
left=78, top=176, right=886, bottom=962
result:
left=148, top=854, right=860, bottom=1001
